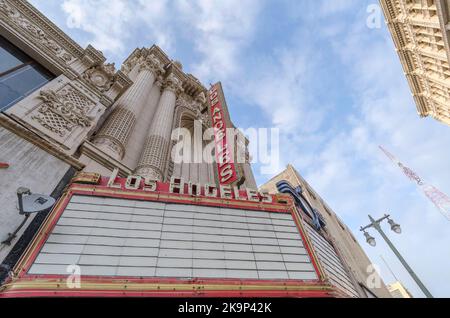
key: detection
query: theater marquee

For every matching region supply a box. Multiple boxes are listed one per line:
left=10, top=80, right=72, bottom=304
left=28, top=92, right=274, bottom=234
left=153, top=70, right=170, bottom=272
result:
left=0, top=172, right=345, bottom=298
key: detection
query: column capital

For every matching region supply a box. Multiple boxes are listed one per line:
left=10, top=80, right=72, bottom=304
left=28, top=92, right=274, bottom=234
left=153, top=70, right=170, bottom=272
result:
left=163, top=73, right=184, bottom=94
left=138, top=54, right=164, bottom=76
left=154, top=75, right=164, bottom=89
left=195, top=91, right=206, bottom=104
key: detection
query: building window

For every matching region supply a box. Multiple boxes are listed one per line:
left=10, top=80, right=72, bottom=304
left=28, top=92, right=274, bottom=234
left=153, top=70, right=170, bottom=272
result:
left=0, top=36, right=53, bottom=112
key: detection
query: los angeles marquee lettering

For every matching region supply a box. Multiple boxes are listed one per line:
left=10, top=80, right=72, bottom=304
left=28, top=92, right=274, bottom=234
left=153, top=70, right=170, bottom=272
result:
left=209, top=83, right=238, bottom=185
left=106, top=169, right=272, bottom=203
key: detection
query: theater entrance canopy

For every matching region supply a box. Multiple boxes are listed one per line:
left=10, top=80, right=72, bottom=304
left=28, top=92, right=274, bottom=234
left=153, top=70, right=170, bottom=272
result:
left=0, top=173, right=344, bottom=298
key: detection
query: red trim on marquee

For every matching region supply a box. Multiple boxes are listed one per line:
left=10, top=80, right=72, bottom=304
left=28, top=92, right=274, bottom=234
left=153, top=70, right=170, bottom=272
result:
left=1, top=289, right=335, bottom=298
left=290, top=207, right=325, bottom=281
left=0, top=178, right=335, bottom=298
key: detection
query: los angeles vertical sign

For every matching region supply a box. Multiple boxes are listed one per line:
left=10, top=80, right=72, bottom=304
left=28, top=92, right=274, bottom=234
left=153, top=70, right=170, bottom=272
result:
left=208, top=83, right=238, bottom=185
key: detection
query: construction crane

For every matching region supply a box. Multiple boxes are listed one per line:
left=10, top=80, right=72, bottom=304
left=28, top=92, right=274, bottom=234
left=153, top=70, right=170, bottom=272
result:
left=379, top=146, right=450, bottom=221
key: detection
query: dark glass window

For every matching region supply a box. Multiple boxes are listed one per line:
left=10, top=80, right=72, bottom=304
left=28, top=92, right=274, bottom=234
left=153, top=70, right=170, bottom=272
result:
left=0, top=36, right=53, bottom=111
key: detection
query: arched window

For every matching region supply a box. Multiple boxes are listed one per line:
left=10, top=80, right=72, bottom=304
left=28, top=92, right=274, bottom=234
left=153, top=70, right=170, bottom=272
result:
left=172, top=113, right=216, bottom=184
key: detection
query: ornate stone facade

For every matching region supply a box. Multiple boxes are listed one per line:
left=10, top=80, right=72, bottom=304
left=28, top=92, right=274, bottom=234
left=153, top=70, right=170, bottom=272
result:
left=92, top=54, right=164, bottom=160
left=0, top=0, right=74, bottom=65
left=82, top=63, right=116, bottom=92
left=381, top=0, right=450, bottom=126
left=32, top=86, right=94, bottom=137
left=0, top=0, right=257, bottom=269
left=133, top=73, right=184, bottom=180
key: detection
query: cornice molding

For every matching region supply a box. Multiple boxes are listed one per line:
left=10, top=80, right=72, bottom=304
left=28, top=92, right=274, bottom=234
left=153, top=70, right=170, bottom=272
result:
left=162, top=73, right=184, bottom=94
left=120, top=45, right=207, bottom=99
left=0, top=113, right=85, bottom=170
left=80, top=141, right=132, bottom=177
left=0, top=0, right=82, bottom=67
left=0, top=0, right=131, bottom=103
left=380, top=0, right=450, bottom=126
left=10, top=0, right=84, bottom=56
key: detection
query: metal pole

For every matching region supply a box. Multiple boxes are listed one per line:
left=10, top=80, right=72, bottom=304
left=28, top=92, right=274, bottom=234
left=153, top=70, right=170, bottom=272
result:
left=368, top=215, right=433, bottom=298
left=380, top=255, right=399, bottom=282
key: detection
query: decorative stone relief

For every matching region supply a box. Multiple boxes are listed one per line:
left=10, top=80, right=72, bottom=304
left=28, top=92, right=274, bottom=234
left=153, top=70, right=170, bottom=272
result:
left=93, top=107, right=136, bottom=159
left=120, top=51, right=141, bottom=75
left=135, top=166, right=162, bottom=181
left=200, top=112, right=211, bottom=127
left=164, top=73, right=184, bottom=94
left=134, top=135, right=167, bottom=181
left=121, top=50, right=166, bottom=81
left=139, top=54, right=164, bottom=76
left=175, top=91, right=210, bottom=126
left=93, top=136, right=126, bottom=159
left=176, top=97, right=200, bottom=117
left=196, top=92, right=206, bottom=104
left=83, top=63, right=116, bottom=92
left=0, top=0, right=74, bottom=64
left=32, top=86, right=94, bottom=137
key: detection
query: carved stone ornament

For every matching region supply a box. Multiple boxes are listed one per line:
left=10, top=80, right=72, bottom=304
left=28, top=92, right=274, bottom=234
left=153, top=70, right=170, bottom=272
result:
left=139, top=54, right=164, bottom=76
left=196, top=92, right=206, bottom=104
left=120, top=48, right=147, bottom=74
left=134, top=166, right=162, bottom=181
left=83, top=63, right=116, bottom=92
left=120, top=57, right=136, bottom=75
left=175, top=95, right=211, bottom=127
left=176, top=97, right=200, bottom=117
left=200, top=111, right=211, bottom=127
left=32, top=86, right=95, bottom=137
left=164, top=73, right=184, bottom=94
left=0, top=0, right=74, bottom=64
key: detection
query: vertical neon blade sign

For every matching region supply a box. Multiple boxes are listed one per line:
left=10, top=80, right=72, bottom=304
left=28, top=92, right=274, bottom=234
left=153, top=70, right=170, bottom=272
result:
left=209, top=83, right=238, bottom=185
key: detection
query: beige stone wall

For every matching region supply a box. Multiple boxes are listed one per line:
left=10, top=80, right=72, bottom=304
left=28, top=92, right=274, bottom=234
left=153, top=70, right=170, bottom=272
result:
left=6, top=74, right=108, bottom=155
left=259, top=164, right=392, bottom=298
left=0, top=127, right=70, bottom=262
left=1, top=0, right=132, bottom=159
left=0, top=0, right=260, bottom=271
left=381, top=0, right=450, bottom=126
left=0, top=1, right=258, bottom=187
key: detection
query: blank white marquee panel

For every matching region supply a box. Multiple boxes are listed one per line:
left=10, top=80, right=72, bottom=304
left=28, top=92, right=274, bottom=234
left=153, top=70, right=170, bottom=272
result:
left=28, top=195, right=318, bottom=280
left=304, top=223, right=359, bottom=297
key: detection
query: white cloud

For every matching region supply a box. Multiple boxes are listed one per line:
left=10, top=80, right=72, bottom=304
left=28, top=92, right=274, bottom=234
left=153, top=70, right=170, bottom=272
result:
left=55, top=0, right=262, bottom=78
left=319, top=0, right=358, bottom=16
left=231, top=0, right=450, bottom=297
left=175, top=0, right=263, bottom=82
left=239, top=47, right=326, bottom=132
left=28, top=0, right=450, bottom=297
left=62, top=0, right=134, bottom=54
left=290, top=4, right=450, bottom=297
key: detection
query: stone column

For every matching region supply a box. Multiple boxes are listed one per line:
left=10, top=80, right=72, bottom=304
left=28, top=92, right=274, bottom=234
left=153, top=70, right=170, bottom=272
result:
left=123, top=79, right=163, bottom=168
left=134, top=74, right=183, bottom=180
left=93, top=54, right=163, bottom=160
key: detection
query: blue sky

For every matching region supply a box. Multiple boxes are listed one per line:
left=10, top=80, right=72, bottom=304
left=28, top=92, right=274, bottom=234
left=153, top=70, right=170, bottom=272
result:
left=29, top=0, right=450, bottom=297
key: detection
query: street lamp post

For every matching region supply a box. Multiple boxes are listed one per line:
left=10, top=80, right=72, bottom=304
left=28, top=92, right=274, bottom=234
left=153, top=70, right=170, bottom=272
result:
left=360, top=214, right=433, bottom=298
